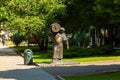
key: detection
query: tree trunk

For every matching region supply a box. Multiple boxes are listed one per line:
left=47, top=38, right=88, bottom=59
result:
left=33, top=35, right=48, bottom=52
left=39, top=37, right=48, bottom=51
left=91, top=28, right=96, bottom=46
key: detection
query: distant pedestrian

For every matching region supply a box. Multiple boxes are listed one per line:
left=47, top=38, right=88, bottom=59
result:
left=0, top=29, right=6, bottom=46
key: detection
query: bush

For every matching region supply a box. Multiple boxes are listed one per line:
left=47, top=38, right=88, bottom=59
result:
left=114, top=50, right=120, bottom=55
left=11, top=32, right=25, bottom=46
left=97, top=45, right=114, bottom=55
left=63, top=45, right=114, bottom=58
left=14, top=45, right=116, bottom=59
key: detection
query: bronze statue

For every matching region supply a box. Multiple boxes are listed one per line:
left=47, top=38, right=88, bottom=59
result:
left=50, top=23, right=69, bottom=63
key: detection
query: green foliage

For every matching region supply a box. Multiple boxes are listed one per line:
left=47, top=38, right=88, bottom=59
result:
left=1, top=0, right=120, bottom=48
left=14, top=46, right=28, bottom=52
left=6, top=0, right=66, bottom=31
left=114, top=0, right=120, bottom=4
left=63, top=0, right=94, bottom=33
left=98, top=45, right=114, bottom=54
left=14, top=45, right=120, bottom=63
left=0, top=6, right=8, bottom=21
left=93, top=0, right=120, bottom=25
left=114, top=50, right=120, bottom=55
left=68, top=30, right=90, bottom=47
left=14, top=45, right=53, bottom=58
left=75, top=30, right=90, bottom=47
left=11, top=32, right=25, bottom=46
left=3, top=0, right=67, bottom=51
left=64, top=45, right=114, bottom=58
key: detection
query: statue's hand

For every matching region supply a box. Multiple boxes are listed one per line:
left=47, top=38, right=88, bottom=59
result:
left=67, top=45, right=69, bottom=50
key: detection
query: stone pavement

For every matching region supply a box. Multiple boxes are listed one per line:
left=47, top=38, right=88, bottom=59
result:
left=39, top=59, right=120, bottom=77
left=42, top=60, right=120, bottom=76
left=0, top=46, right=56, bottom=80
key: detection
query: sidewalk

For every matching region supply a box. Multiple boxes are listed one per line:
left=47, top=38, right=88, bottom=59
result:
left=1, top=45, right=120, bottom=79
left=42, top=60, right=120, bottom=76
left=0, top=46, right=56, bottom=80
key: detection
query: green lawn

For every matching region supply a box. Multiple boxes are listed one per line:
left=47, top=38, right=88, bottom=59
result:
left=63, top=71, right=120, bottom=80
left=33, top=56, right=120, bottom=63
left=13, top=45, right=120, bottom=80
left=64, top=56, right=120, bottom=62
left=13, top=45, right=120, bottom=63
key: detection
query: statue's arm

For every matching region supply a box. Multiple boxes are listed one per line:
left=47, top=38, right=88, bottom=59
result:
left=66, top=40, right=69, bottom=49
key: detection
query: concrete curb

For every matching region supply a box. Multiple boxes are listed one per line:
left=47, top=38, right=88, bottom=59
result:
left=4, top=47, right=57, bottom=80
left=11, top=47, right=40, bottom=67
left=10, top=47, right=24, bottom=57
left=56, top=75, right=65, bottom=80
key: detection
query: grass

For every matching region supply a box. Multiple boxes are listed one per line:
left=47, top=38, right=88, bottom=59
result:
left=12, top=45, right=52, bottom=63
left=32, top=52, right=52, bottom=63
left=34, top=58, right=52, bottom=63
left=12, top=45, right=120, bottom=80
left=33, top=55, right=120, bottom=63
left=13, top=45, right=120, bottom=63
left=63, top=56, right=120, bottom=62
left=63, top=71, right=120, bottom=80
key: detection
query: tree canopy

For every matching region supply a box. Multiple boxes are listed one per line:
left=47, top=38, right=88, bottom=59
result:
left=0, top=0, right=120, bottom=48
left=6, top=0, right=66, bottom=33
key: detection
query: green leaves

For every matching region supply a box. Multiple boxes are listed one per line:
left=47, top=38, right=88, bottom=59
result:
left=5, top=0, right=66, bottom=31
left=0, top=6, right=8, bottom=21
left=93, top=0, right=120, bottom=25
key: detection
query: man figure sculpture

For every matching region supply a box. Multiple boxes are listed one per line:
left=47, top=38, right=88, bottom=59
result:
left=51, top=23, right=69, bottom=63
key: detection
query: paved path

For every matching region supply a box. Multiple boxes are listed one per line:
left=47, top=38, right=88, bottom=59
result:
left=0, top=46, right=56, bottom=80
left=41, top=60, right=120, bottom=76
left=1, top=45, right=120, bottom=80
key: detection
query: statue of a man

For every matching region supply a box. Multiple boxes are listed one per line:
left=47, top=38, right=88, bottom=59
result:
left=50, top=23, right=69, bottom=63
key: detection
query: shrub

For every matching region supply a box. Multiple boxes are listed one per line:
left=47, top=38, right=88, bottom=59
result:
left=11, top=32, right=25, bottom=46
left=97, top=45, right=114, bottom=55
left=114, top=50, right=120, bottom=55
left=63, top=45, right=114, bottom=58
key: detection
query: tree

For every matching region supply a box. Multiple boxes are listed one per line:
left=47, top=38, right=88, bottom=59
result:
left=60, top=0, right=94, bottom=33
left=59, top=0, right=95, bottom=47
left=5, top=0, right=66, bottom=50
left=0, top=0, right=9, bottom=22
left=93, top=0, right=120, bottom=46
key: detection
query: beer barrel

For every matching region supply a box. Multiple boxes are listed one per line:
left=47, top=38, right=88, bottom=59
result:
left=51, top=23, right=61, bottom=33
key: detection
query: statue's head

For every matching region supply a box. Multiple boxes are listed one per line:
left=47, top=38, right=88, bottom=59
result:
left=60, top=27, right=65, bottom=31
left=60, top=27, right=65, bottom=33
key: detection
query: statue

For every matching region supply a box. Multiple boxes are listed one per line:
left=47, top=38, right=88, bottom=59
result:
left=50, top=23, right=69, bottom=63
